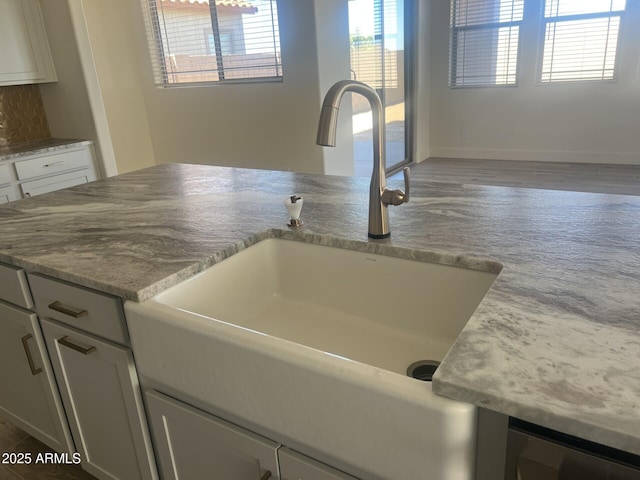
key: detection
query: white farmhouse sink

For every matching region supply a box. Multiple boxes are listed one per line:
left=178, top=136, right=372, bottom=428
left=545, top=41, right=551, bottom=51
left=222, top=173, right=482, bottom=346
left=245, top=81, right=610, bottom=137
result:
left=126, top=237, right=500, bottom=480
left=156, top=238, right=497, bottom=376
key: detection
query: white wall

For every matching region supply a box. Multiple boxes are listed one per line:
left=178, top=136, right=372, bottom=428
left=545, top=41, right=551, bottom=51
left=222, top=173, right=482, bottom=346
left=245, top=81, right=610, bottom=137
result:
left=46, top=0, right=640, bottom=175
left=129, top=0, right=351, bottom=174
left=37, top=0, right=102, bottom=174
left=71, top=0, right=156, bottom=175
left=427, top=0, right=640, bottom=164
left=45, top=0, right=368, bottom=176
left=314, top=0, right=354, bottom=176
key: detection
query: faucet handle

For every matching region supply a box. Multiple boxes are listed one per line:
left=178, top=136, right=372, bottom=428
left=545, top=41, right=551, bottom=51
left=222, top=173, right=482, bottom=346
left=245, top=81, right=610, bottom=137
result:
left=381, top=167, right=411, bottom=206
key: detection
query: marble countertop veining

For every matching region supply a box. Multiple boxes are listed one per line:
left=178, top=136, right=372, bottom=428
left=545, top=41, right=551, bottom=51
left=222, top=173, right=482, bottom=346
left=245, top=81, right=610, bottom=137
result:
left=0, top=138, right=93, bottom=161
left=0, top=162, right=638, bottom=456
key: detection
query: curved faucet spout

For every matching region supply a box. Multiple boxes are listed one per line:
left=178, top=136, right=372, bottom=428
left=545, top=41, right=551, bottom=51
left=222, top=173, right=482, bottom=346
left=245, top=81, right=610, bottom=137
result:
left=316, top=80, right=408, bottom=239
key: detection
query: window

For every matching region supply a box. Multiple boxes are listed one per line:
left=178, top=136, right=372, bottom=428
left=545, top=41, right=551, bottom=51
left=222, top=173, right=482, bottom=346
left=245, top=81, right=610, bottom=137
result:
left=349, top=0, right=410, bottom=174
left=205, top=29, right=236, bottom=55
left=142, top=0, right=282, bottom=86
left=449, top=0, right=524, bottom=87
left=539, top=0, right=626, bottom=83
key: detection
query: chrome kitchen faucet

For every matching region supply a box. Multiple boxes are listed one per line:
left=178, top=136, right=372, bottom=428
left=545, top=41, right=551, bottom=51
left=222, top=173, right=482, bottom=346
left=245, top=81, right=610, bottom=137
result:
left=316, top=80, right=409, bottom=239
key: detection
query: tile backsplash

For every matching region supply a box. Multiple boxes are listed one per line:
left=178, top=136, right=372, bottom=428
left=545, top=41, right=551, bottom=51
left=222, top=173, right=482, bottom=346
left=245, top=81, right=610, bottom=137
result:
left=0, top=85, right=51, bottom=147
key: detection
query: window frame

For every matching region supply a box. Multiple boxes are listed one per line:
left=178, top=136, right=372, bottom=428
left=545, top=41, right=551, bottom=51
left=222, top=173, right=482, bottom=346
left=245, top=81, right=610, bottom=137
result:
left=205, top=28, right=237, bottom=56
left=142, top=0, right=283, bottom=87
left=449, top=0, right=524, bottom=88
left=537, top=0, right=626, bottom=84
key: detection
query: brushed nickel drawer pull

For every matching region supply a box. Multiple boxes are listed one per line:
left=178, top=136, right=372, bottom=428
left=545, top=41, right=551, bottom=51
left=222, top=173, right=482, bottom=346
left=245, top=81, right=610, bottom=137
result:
left=48, top=301, right=88, bottom=318
left=260, top=471, right=272, bottom=480
left=43, top=160, right=65, bottom=168
left=59, top=336, right=96, bottom=355
left=21, top=334, right=43, bottom=375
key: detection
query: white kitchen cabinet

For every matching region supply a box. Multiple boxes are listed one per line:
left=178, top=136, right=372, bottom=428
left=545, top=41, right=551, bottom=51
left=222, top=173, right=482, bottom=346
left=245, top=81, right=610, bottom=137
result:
left=13, top=145, right=98, bottom=199
left=41, top=318, right=157, bottom=480
left=29, top=269, right=155, bottom=480
left=279, top=448, right=359, bottom=480
left=0, top=300, right=74, bottom=454
left=14, top=146, right=94, bottom=180
left=146, top=390, right=279, bottom=480
left=0, top=143, right=99, bottom=202
left=0, top=0, right=56, bottom=85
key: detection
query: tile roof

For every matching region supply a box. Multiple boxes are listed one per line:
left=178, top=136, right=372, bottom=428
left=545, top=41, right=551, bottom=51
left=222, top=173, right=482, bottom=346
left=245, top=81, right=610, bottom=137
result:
left=160, top=0, right=256, bottom=8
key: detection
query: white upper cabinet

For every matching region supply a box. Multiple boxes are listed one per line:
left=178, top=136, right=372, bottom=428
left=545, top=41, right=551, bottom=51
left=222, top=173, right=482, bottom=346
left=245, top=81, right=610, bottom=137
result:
left=0, top=0, right=56, bottom=85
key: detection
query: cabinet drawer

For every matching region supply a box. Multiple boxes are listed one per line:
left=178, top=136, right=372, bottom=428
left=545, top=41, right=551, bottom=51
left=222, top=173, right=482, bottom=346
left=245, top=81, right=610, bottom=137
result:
left=0, top=163, right=12, bottom=184
left=14, top=148, right=92, bottom=181
left=20, top=169, right=95, bottom=198
left=28, top=273, right=129, bottom=345
left=0, top=262, right=34, bottom=309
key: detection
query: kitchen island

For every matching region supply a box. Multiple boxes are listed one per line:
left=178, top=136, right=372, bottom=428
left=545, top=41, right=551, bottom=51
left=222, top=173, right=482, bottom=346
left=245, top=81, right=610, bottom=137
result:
left=0, top=162, right=638, bottom=460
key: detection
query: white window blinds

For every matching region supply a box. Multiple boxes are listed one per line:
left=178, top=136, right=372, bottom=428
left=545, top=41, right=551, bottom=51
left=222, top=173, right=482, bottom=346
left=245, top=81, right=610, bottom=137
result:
left=449, top=0, right=524, bottom=87
left=142, top=0, right=282, bottom=85
left=540, top=0, right=626, bottom=83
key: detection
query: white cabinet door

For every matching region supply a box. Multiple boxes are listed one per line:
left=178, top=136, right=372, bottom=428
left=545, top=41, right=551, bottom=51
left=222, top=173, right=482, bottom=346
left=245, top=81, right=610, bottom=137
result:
left=0, top=300, right=74, bottom=453
left=0, top=0, right=56, bottom=85
left=41, top=319, right=157, bottom=480
left=146, top=390, right=279, bottom=480
left=279, top=448, right=360, bottom=480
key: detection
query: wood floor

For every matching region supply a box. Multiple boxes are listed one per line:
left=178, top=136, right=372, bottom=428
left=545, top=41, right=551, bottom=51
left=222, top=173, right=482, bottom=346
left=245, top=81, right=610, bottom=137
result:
left=0, top=419, right=94, bottom=480
left=1, top=157, right=639, bottom=480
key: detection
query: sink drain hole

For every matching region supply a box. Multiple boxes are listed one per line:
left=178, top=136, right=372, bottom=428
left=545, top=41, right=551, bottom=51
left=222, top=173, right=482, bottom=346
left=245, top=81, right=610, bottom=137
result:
left=407, top=360, right=441, bottom=382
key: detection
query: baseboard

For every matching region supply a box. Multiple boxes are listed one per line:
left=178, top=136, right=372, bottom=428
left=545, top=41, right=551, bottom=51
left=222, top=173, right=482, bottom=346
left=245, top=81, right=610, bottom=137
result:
left=428, top=147, right=640, bottom=165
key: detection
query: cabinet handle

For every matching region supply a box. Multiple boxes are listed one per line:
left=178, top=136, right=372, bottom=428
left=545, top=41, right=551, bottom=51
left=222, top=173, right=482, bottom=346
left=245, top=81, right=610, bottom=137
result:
left=21, top=334, right=43, bottom=376
left=260, top=471, right=272, bottom=480
left=43, top=161, right=65, bottom=168
left=48, top=301, right=88, bottom=318
left=58, top=336, right=96, bottom=355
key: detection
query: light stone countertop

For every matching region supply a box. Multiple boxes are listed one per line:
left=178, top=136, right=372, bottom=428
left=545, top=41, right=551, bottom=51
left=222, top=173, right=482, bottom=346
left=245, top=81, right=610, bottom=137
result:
left=0, top=162, right=638, bottom=456
left=0, top=138, right=93, bottom=162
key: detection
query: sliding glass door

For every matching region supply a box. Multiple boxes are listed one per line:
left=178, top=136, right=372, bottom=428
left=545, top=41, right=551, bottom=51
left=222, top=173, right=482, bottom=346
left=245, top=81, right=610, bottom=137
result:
left=349, top=0, right=412, bottom=176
